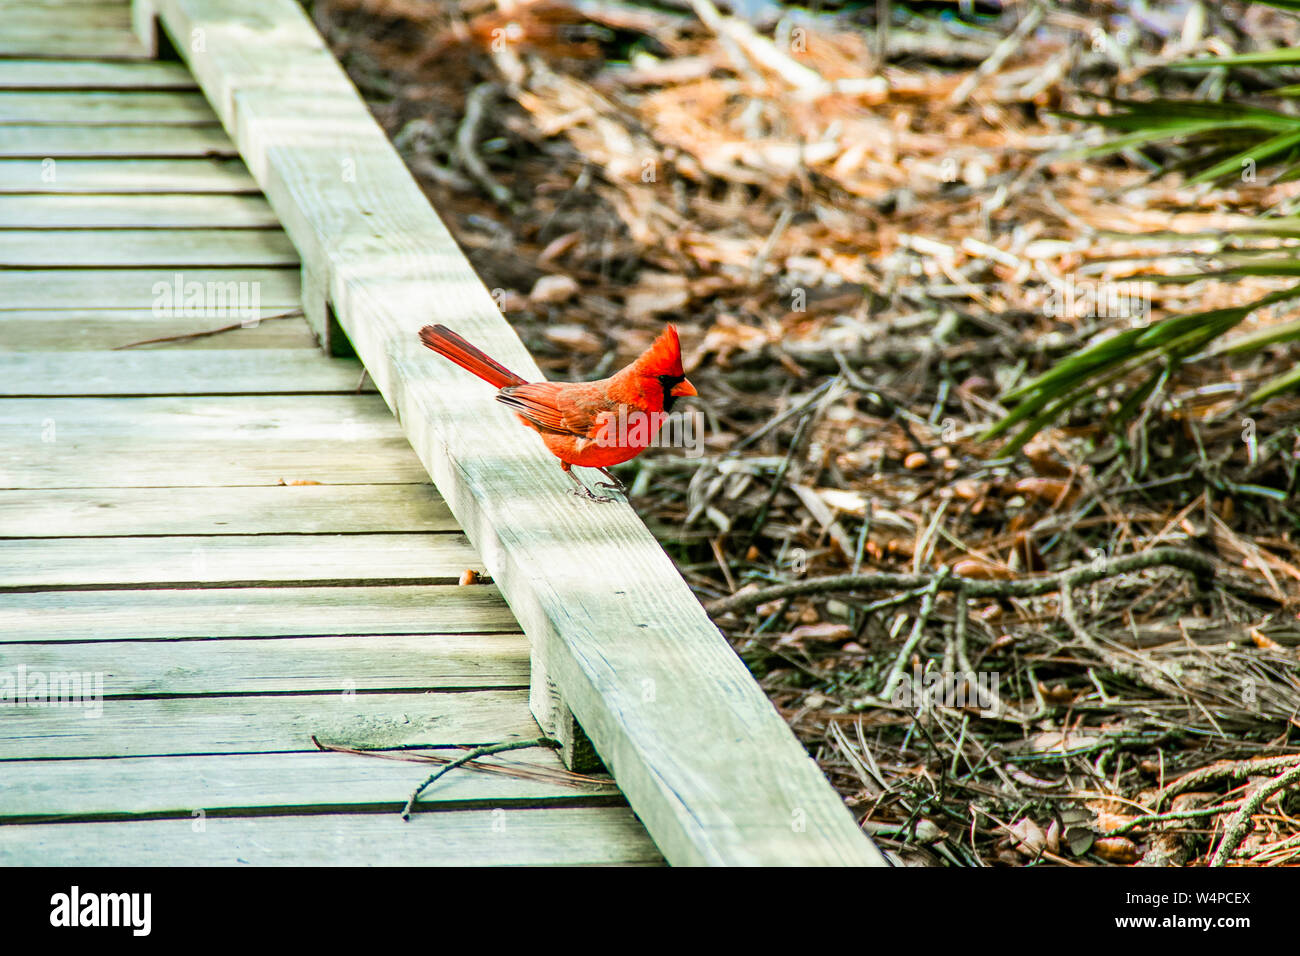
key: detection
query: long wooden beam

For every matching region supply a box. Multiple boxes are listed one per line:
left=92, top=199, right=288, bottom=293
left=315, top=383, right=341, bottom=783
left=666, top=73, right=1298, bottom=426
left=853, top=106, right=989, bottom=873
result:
left=131, top=0, right=885, bottom=866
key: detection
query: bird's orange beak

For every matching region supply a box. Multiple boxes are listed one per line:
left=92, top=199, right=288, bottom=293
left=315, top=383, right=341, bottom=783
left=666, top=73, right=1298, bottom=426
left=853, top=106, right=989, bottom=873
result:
left=670, top=379, right=697, bottom=398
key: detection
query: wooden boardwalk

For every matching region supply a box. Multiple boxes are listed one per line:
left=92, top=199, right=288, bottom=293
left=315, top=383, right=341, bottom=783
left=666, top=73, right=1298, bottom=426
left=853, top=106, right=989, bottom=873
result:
left=0, top=0, right=886, bottom=865
left=0, top=2, right=660, bottom=865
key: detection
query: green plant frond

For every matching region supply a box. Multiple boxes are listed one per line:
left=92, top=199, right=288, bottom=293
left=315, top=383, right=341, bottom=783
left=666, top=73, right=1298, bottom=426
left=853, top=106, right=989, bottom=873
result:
left=1211, top=246, right=1300, bottom=259
left=988, top=338, right=1157, bottom=441
left=1187, top=127, right=1300, bottom=183
left=995, top=357, right=1154, bottom=452
left=1114, top=258, right=1300, bottom=287
left=1070, top=128, right=1237, bottom=160
left=1170, top=48, right=1300, bottom=69
left=1204, top=254, right=1300, bottom=275
left=1247, top=364, right=1300, bottom=404
left=1109, top=368, right=1166, bottom=427
left=1270, top=158, right=1300, bottom=183
left=1210, top=315, right=1300, bottom=355
left=991, top=284, right=1300, bottom=447
left=998, top=326, right=1146, bottom=403
left=1054, top=99, right=1300, bottom=134
left=1191, top=217, right=1300, bottom=238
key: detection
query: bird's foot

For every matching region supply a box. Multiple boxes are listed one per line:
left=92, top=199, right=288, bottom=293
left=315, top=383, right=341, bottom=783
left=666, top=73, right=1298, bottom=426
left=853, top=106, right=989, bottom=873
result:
left=595, top=468, right=627, bottom=494
left=570, top=485, right=613, bottom=504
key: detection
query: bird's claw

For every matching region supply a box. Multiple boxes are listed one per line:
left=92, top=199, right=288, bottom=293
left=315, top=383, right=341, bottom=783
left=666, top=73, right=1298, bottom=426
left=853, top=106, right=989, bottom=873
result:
left=570, top=486, right=613, bottom=504
left=595, top=470, right=627, bottom=494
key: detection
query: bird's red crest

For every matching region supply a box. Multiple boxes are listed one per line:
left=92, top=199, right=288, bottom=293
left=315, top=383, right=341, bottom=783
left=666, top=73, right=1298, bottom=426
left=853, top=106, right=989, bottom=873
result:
left=633, top=324, right=686, bottom=378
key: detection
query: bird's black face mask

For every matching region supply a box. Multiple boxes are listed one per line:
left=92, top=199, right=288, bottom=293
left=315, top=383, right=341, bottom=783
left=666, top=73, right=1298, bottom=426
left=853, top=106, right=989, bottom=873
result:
left=658, top=374, right=686, bottom=412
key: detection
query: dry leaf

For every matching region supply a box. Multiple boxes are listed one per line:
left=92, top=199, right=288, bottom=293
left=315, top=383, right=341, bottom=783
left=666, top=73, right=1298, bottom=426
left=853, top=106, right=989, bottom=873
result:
left=953, top=559, right=1015, bottom=580
left=1009, top=817, right=1046, bottom=857
left=625, top=271, right=689, bottom=319
left=1093, top=836, right=1141, bottom=864
left=530, top=274, right=580, bottom=304
left=1014, top=476, right=1080, bottom=507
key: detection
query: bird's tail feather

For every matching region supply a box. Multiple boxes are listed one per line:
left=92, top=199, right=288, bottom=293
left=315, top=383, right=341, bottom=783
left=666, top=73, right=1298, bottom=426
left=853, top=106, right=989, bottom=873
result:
left=418, top=324, right=525, bottom=389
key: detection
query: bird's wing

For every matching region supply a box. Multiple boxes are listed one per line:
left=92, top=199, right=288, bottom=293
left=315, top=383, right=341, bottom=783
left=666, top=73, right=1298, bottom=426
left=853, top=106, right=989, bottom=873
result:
left=496, top=382, right=610, bottom=437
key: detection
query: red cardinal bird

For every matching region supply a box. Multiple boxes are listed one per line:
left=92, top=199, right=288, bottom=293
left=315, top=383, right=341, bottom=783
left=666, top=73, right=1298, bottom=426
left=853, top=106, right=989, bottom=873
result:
left=418, top=323, right=697, bottom=501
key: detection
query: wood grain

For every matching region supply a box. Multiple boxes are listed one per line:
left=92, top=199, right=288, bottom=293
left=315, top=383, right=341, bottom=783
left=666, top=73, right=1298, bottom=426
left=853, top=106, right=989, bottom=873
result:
left=0, top=228, right=295, bottom=267
left=0, top=485, right=455, bottom=536
left=0, top=266, right=298, bottom=309
left=0, top=690, right=540, bottom=758
left=0, top=91, right=218, bottom=124
left=0, top=124, right=235, bottom=156
left=0, top=58, right=194, bottom=90
left=0, top=348, right=369, bottom=396
left=0, top=157, right=256, bottom=192
left=0, top=633, right=530, bottom=695
left=0, top=750, right=619, bottom=821
left=0, top=808, right=663, bottom=866
left=0, top=9, right=144, bottom=59
left=0, top=395, right=431, bottom=487
left=0, top=194, right=278, bottom=228
left=0, top=310, right=319, bottom=350
left=0, top=585, right=518, bottom=641
left=0, top=532, right=486, bottom=588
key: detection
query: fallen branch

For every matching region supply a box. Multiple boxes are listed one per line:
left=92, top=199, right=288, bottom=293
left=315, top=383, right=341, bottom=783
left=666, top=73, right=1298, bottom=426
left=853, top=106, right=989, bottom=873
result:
left=1212, top=760, right=1300, bottom=866
left=705, top=547, right=1216, bottom=616
left=111, top=308, right=304, bottom=350
left=311, top=734, right=607, bottom=789
left=1105, top=801, right=1244, bottom=838
left=881, top=568, right=949, bottom=700
left=401, top=737, right=557, bottom=820
left=1154, top=754, right=1300, bottom=810
left=455, top=83, right=518, bottom=211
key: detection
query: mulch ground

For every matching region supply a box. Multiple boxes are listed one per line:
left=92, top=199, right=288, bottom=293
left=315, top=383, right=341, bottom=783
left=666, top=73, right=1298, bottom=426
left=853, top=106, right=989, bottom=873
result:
left=308, top=0, right=1300, bottom=866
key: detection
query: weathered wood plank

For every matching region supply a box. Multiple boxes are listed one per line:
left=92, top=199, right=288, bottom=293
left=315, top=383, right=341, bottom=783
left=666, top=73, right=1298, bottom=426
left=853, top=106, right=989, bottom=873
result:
left=0, top=157, right=256, bottom=192
left=0, top=59, right=193, bottom=90
left=0, top=0, right=129, bottom=6
left=0, top=3, right=129, bottom=19
left=0, top=348, right=361, bottom=396
left=0, top=0, right=130, bottom=6
left=0, top=585, right=517, bottom=642
left=0, top=751, right=618, bottom=821
left=0, top=395, right=429, bottom=487
left=0, top=91, right=218, bottom=124
left=0, top=310, right=318, bottom=350
left=0, top=124, right=235, bottom=157
left=0, top=267, right=298, bottom=308
left=0, top=484, right=456, bottom=536
left=0, top=194, right=277, bottom=227
left=0, top=435, right=426, bottom=486
left=0, top=690, right=538, bottom=758
left=0, top=394, right=400, bottom=437
left=0, top=8, right=141, bottom=60
left=0, top=533, right=485, bottom=588
left=1, top=633, right=529, bottom=695
left=141, top=0, right=883, bottom=865
left=0, top=32, right=146, bottom=61
left=0, top=228, right=295, bottom=267
left=0, top=808, right=663, bottom=866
